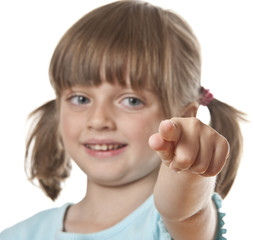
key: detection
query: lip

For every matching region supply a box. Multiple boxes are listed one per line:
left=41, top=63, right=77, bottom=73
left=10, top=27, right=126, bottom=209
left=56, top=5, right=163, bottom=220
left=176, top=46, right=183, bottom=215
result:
left=82, top=139, right=128, bottom=158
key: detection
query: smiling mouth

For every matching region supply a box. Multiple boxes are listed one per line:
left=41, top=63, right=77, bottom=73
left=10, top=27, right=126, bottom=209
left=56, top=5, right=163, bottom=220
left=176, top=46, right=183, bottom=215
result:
left=84, top=144, right=127, bottom=151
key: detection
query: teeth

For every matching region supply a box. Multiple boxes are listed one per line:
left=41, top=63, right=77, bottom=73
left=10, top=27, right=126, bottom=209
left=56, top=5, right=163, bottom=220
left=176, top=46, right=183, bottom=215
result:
left=87, top=144, right=123, bottom=151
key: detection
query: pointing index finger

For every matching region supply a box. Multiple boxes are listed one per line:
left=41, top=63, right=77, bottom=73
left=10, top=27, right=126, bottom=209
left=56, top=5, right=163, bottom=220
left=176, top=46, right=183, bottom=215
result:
left=159, top=119, right=182, bottom=143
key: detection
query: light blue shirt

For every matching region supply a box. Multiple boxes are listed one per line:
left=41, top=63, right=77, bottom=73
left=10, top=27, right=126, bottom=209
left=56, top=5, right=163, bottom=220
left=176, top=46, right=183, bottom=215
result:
left=0, top=194, right=226, bottom=240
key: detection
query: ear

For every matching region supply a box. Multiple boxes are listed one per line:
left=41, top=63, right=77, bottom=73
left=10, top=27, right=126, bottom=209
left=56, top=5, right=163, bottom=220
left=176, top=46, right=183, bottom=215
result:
left=180, top=102, right=199, bottom=117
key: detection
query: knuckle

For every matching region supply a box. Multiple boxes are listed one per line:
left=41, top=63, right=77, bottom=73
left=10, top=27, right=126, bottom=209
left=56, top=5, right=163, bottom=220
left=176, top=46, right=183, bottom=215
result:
left=208, top=167, right=221, bottom=176
left=189, top=117, right=203, bottom=130
left=207, top=160, right=225, bottom=176
left=208, top=129, right=218, bottom=138
left=216, top=135, right=230, bottom=158
left=204, top=125, right=218, bottom=139
left=176, top=153, right=195, bottom=169
left=221, top=137, right=230, bottom=152
left=190, top=164, right=208, bottom=174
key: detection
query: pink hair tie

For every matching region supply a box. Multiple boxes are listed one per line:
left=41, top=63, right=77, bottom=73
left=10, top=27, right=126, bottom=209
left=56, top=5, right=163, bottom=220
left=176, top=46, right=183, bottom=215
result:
left=199, top=87, right=214, bottom=106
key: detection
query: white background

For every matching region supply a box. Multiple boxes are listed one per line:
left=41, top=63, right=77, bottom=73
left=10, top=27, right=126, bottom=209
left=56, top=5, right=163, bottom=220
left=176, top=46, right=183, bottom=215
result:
left=0, top=1, right=253, bottom=238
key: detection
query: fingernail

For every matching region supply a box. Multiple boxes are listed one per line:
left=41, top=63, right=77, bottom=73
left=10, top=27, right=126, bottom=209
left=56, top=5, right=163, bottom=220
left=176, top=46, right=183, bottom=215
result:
left=162, top=120, right=173, bottom=129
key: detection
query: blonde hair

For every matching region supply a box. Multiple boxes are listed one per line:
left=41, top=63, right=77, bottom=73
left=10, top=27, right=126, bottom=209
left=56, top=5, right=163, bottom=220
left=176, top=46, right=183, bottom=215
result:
left=25, top=0, right=245, bottom=200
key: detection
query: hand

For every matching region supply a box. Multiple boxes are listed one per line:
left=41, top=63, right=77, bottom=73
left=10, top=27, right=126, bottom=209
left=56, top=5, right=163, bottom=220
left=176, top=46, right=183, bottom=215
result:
left=149, top=117, right=229, bottom=176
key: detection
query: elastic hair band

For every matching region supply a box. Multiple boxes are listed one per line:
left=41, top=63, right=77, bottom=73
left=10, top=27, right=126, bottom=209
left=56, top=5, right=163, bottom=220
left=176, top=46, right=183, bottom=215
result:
left=199, top=87, right=214, bottom=106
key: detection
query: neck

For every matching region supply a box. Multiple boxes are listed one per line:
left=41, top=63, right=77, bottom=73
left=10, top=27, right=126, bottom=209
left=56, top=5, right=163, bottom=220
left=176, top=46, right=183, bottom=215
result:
left=64, top=167, right=159, bottom=233
left=83, top=168, right=158, bottom=215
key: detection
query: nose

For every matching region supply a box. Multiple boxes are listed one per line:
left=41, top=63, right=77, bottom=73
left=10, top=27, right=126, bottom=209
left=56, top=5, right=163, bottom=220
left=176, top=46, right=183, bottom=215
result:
left=87, top=102, right=116, bottom=131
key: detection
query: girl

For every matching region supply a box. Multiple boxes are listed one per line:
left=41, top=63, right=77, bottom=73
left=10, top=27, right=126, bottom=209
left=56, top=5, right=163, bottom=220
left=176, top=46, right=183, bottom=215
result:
left=0, top=1, right=244, bottom=239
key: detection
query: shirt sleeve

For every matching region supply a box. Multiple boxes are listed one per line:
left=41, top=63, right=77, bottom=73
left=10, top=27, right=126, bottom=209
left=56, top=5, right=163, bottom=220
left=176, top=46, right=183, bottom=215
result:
left=155, top=193, right=227, bottom=240
left=157, top=218, right=173, bottom=240
left=212, top=193, right=227, bottom=240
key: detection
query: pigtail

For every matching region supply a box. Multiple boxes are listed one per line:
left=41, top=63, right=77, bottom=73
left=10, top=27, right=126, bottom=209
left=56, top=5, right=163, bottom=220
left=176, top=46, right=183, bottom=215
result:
left=207, top=98, right=245, bottom=199
left=25, top=100, right=71, bottom=201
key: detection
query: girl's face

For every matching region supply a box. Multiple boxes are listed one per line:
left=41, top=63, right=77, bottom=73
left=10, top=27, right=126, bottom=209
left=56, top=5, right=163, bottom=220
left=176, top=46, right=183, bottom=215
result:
left=59, top=82, right=165, bottom=187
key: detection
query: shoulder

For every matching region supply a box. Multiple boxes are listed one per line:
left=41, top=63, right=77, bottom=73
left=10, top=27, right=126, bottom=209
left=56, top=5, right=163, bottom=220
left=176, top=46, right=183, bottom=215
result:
left=0, top=203, right=70, bottom=240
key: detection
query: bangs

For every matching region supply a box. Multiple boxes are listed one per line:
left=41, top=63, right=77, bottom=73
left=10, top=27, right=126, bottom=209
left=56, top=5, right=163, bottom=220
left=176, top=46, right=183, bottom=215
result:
left=49, top=1, right=201, bottom=118
left=49, top=1, right=168, bottom=95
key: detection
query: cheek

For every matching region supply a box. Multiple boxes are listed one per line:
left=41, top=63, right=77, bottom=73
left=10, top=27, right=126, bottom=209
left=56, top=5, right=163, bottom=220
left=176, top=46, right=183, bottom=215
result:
left=131, top=117, right=162, bottom=167
left=59, top=111, right=79, bottom=148
left=128, top=116, right=161, bottom=145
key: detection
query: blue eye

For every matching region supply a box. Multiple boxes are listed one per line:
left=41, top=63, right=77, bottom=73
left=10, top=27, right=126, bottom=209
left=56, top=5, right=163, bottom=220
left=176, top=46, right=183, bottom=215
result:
left=70, top=95, right=90, bottom=105
left=128, top=97, right=142, bottom=106
left=122, top=97, right=144, bottom=108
